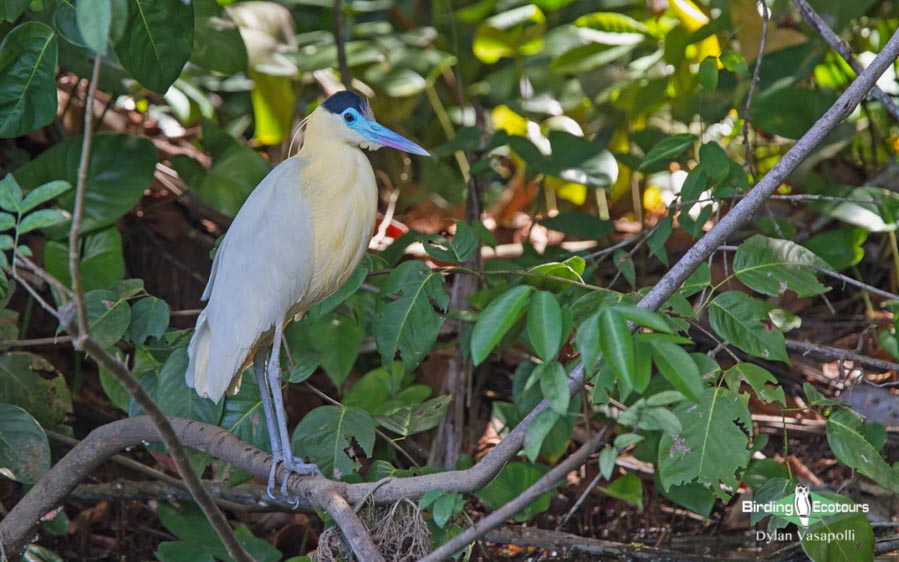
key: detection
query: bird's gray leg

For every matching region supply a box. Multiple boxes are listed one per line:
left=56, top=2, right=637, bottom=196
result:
left=252, top=347, right=281, bottom=500
left=267, top=322, right=319, bottom=501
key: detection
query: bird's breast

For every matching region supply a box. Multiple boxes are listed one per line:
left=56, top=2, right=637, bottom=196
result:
left=299, top=145, right=377, bottom=308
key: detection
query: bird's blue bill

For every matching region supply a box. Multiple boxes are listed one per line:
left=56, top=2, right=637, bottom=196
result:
left=357, top=119, right=430, bottom=156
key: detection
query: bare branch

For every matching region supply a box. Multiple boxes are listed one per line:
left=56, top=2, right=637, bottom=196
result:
left=321, top=490, right=386, bottom=562
left=793, top=0, right=899, bottom=121
left=420, top=427, right=611, bottom=562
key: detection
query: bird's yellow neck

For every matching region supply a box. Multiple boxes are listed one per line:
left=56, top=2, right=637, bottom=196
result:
left=293, top=108, right=378, bottom=307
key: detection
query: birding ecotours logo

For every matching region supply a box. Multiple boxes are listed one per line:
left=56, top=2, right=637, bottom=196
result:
left=741, top=481, right=870, bottom=542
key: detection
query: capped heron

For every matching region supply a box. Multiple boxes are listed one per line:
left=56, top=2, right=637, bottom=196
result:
left=185, top=91, right=428, bottom=501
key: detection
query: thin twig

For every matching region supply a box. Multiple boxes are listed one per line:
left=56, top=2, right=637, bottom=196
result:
left=0, top=336, right=73, bottom=347
left=786, top=339, right=899, bottom=375
left=420, top=427, right=611, bottom=562
left=68, top=56, right=102, bottom=336
left=59, top=55, right=253, bottom=562
left=742, top=0, right=768, bottom=178
left=332, top=0, right=352, bottom=89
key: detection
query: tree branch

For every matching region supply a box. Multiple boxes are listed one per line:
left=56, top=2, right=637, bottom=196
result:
left=793, top=0, right=899, bottom=121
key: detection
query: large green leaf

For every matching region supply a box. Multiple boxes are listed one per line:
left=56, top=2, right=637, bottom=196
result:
left=0, top=22, right=58, bottom=138
left=14, top=134, right=157, bottom=235
left=734, top=235, right=830, bottom=297
left=752, top=86, right=838, bottom=139
left=77, top=0, right=112, bottom=54
left=639, top=134, right=697, bottom=172
left=473, top=5, right=546, bottom=64
left=0, top=403, right=50, bottom=484
left=475, top=462, right=554, bottom=521
left=471, top=285, right=533, bottom=365
left=0, top=0, right=29, bottom=22
left=114, top=0, right=194, bottom=92
left=128, top=297, right=170, bottom=345
left=190, top=0, right=247, bottom=74
left=221, top=374, right=269, bottom=454
left=723, top=363, right=785, bottom=405
left=422, top=220, right=479, bottom=263
left=598, top=307, right=634, bottom=397
left=306, top=311, right=363, bottom=388
left=156, top=347, right=223, bottom=424
left=708, top=291, right=788, bottom=362
left=658, top=387, right=752, bottom=500
left=648, top=338, right=702, bottom=403
left=0, top=352, right=73, bottom=430
left=45, top=227, right=125, bottom=293
left=527, top=291, right=563, bottom=362
left=292, top=405, right=375, bottom=479
left=376, top=394, right=451, bottom=437
left=84, top=289, right=131, bottom=348
left=826, top=408, right=899, bottom=494
left=375, top=260, right=447, bottom=374
left=171, top=121, right=270, bottom=217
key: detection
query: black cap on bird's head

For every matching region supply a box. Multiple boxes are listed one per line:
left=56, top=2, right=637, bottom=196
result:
left=322, top=90, right=375, bottom=121
left=319, top=90, right=429, bottom=156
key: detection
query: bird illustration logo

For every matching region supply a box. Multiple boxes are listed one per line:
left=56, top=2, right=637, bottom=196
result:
left=794, top=484, right=811, bottom=527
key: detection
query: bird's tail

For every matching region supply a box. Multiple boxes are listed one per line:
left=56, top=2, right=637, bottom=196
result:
left=186, top=310, right=249, bottom=403
left=185, top=310, right=213, bottom=397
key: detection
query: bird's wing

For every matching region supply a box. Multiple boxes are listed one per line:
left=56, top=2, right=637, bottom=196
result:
left=187, top=157, right=315, bottom=400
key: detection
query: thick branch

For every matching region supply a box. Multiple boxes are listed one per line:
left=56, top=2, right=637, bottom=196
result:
left=321, top=490, right=386, bottom=562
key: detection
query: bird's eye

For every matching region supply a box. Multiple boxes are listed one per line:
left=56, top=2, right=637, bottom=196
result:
left=344, top=112, right=355, bottom=123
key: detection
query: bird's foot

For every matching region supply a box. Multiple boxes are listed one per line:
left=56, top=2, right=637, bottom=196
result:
left=266, top=455, right=320, bottom=507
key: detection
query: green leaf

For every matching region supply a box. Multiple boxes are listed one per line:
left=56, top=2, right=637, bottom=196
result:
left=639, top=134, right=697, bottom=172
left=523, top=408, right=560, bottom=462
left=114, top=0, right=194, bottom=92
left=574, top=11, right=648, bottom=34
left=708, top=291, right=788, bottom=362
left=698, top=56, right=718, bottom=92
left=17, top=209, right=69, bottom=234
left=647, top=215, right=672, bottom=265
left=307, top=312, right=363, bottom=388
left=537, top=361, right=569, bottom=415
left=698, top=142, right=729, bottom=183
left=723, top=363, right=785, bottom=405
left=20, top=181, right=71, bottom=213
left=14, top=134, right=157, bottom=235
left=538, top=212, right=613, bottom=240
left=45, top=227, right=125, bottom=293
left=720, top=50, right=748, bottom=73
left=128, top=297, right=170, bottom=344
left=422, top=220, right=478, bottom=263
left=528, top=291, right=563, bottom=362
left=752, top=86, right=839, bottom=139
left=190, top=0, right=247, bottom=74
left=826, top=408, right=899, bottom=494
left=77, top=0, right=112, bottom=54
left=375, top=261, right=447, bottom=373
left=0, top=175, right=19, bottom=213
left=801, top=509, right=873, bottom=562
left=85, top=289, right=131, bottom=348
left=803, top=227, right=866, bottom=271
left=292, top=405, right=375, bottom=479
left=156, top=542, right=216, bottom=562
left=0, top=403, right=50, bottom=484
left=598, top=308, right=634, bottom=396
left=648, top=339, right=703, bottom=403
left=657, top=387, right=752, bottom=500
left=157, top=347, right=223, bottom=424
left=473, top=5, right=546, bottom=64
left=734, top=235, right=830, bottom=297
left=599, top=445, right=616, bottom=479
left=376, top=394, right=451, bottom=437
left=476, top=462, right=554, bottom=521
left=221, top=375, right=269, bottom=454
left=471, top=285, right=533, bottom=365
left=0, top=22, right=58, bottom=138
left=0, top=0, right=29, bottom=22
left=575, top=312, right=600, bottom=375
left=601, top=473, right=643, bottom=508
left=526, top=257, right=587, bottom=291
left=171, top=121, right=271, bottom=217
left=612, top=303, right=673, bottom=334
left=0, top=352, right=73, bottom=430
